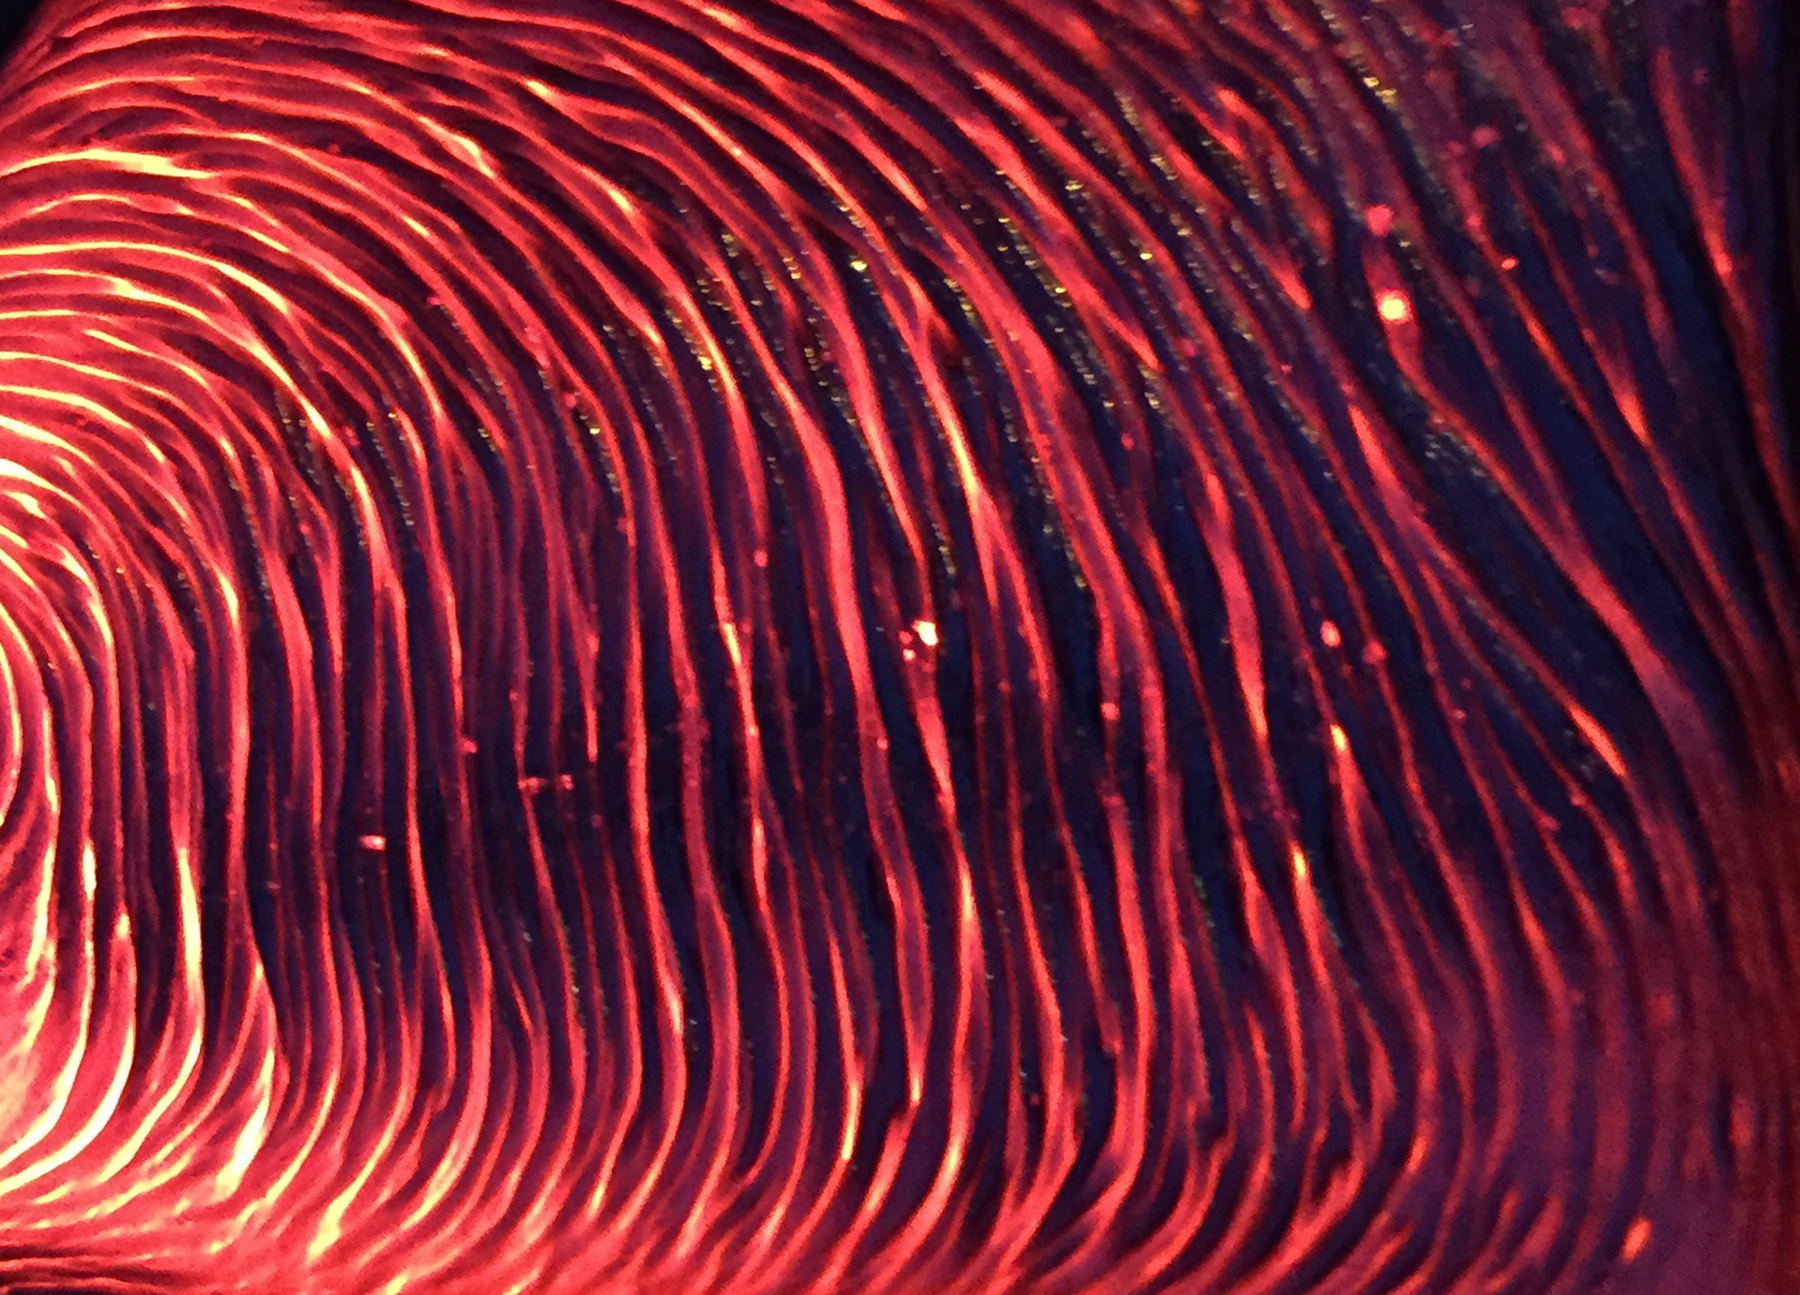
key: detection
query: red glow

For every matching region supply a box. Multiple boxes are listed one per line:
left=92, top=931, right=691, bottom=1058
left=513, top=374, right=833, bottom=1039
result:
left=0, top=0, right=1792, bottom=1292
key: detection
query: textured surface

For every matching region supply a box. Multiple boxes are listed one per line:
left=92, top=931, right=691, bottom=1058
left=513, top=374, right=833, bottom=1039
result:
left=0, top=0, right=1794, bottom=1291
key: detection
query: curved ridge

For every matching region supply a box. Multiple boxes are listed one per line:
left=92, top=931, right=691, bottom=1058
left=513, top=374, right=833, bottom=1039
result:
left=0, top=1, right=1792, bottom=1292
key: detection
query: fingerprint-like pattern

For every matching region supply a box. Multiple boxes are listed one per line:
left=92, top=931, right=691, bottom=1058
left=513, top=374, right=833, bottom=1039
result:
left=0, top=0, right=1794, bottom=1291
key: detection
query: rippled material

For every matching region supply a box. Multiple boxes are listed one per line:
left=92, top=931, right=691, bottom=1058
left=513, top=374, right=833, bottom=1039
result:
left=0, top=0, right=1794, bottom=1291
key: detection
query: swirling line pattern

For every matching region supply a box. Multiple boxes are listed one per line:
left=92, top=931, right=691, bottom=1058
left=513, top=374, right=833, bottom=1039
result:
left=0, top=0, right=1794, bottom=1291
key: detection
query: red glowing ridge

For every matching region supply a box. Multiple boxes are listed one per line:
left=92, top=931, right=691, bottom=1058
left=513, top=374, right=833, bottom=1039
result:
left=0, top=0, right=1794, bottom=1292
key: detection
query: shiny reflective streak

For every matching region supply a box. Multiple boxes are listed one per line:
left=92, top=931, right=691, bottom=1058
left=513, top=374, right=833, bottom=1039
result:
left=0, top=0, right=1794, bottom=1291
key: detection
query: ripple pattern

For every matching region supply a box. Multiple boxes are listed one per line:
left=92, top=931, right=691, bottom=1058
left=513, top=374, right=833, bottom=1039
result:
left=0, top=0, right=1795, bottom=1292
